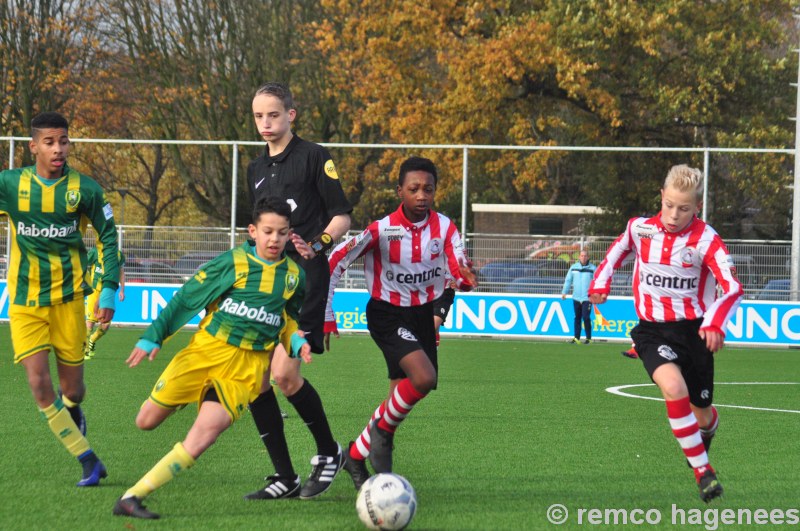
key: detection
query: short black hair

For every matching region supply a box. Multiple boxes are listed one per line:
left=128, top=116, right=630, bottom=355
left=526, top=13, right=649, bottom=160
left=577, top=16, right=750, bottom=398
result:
left=398, top=156, right=438, bottom=187
left=31, top=112, right=69, bottom=136
left=254, top=82, right=295, bottom=110
left=252, top=196, right=292, bottom=224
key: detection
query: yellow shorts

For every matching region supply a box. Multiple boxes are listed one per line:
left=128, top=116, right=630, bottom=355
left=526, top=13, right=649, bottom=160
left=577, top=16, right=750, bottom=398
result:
left=84, top=289, right=100, bottom=323
left=148, top=329, right=272, bottom=422
left=10, top=298, right=86, bottom=366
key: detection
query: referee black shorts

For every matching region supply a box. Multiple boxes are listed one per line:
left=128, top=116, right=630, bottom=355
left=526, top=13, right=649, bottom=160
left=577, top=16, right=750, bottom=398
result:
left=286, top=250, right=329, bottom=354
left=432, top=287, right=456, bottom=323
left=366, top=298, right=437, bottom=382
left=631, top=318, right=715, bottom=408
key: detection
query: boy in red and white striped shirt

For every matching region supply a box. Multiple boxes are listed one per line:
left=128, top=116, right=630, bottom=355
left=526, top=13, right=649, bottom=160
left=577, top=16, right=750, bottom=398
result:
left=324, top=156, right=476, bottom=490
left=590, top=164, right=743, bottom=502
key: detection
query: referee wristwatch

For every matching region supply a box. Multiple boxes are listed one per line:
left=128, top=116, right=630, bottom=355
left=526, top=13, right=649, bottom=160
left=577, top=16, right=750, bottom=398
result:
left=308, top=232, right=334, bottom=254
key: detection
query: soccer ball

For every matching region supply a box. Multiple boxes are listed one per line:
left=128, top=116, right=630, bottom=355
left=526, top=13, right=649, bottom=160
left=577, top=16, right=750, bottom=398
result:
left=356, top=473, right=417, bottom=530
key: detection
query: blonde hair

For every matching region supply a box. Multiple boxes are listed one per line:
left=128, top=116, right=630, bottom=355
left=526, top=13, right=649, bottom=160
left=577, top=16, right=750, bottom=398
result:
left=663, top=164, right=703, bottom=202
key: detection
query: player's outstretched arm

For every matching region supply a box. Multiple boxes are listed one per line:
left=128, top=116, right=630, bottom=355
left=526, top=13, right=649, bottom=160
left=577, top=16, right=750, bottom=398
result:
left=126, top=346, right=160, bottom=368
left=127, top=339, right=161, bottom=368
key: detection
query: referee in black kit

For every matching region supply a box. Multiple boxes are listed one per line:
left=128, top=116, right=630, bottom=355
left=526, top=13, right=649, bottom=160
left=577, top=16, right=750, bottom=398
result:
left=244, top=82, right=352, bottom=501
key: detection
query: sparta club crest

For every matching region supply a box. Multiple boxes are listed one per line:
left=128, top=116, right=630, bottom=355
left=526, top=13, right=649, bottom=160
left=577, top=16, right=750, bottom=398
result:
left=680, top=247, right=697, bottom=267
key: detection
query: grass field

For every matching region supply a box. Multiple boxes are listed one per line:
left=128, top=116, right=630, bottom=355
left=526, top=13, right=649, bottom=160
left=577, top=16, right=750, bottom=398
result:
left=1, top=326, right=798, bottom=530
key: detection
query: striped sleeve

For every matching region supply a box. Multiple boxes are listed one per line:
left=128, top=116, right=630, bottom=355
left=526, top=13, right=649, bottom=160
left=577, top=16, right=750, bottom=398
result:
left=699, top=235, right=743, bottom=335
left=142, top=252, right=235, bottom=344
left=442, top=220, right=471, bottom=290
left=325, top=224, right=378, bottom=322
left=590, top=218, right=636, bottom=295
left=84, top=179, right=120, bottom=291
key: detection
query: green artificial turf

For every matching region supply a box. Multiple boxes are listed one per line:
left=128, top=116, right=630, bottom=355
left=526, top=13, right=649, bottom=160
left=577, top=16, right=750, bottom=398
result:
left=1, top=326, right=798, bottom=530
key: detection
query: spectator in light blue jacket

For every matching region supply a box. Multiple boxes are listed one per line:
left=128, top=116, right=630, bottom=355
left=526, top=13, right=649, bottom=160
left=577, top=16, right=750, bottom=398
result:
left=562, top=249, right=596, bottom=344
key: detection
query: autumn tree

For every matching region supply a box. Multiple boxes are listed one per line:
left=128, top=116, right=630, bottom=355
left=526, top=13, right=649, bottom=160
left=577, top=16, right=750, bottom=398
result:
left=309, top=0, right=797, bottom=238
left=0, top=0, right=101, bottom=165
left=62, top=31, right=195, bottom=240
left=550, top=1, right=797, bottom=237
left=10, top=0, right=789, bottom=239
left=100, top=0, right=333, bottom=226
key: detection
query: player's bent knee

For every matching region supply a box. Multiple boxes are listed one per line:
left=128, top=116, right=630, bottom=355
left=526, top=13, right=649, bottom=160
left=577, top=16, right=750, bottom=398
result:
left=658, top=380, right=688, bottom=401
left=137, top=413, right=173, bottom=430
left=59, top=381, right=86, bottom=403
left=411, top=374, right=437, bottom=394
left=135, top=414, right=160, bottom=431
left=272, top=365, right=303, bottom=395
left=274, top=374, right=303, bottom=396
left=62, top=391, right=85, bottom=405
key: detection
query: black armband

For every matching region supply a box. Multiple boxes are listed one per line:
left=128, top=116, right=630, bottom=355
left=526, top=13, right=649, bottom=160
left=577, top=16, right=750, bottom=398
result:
left=308, top=232, right=334, bottom=254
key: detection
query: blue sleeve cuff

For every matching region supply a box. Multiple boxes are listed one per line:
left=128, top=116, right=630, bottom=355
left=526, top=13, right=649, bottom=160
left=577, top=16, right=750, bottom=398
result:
left=290, top=332, right=308, bottom=359
left=135, top=339, right=160, bottom=354
left=99, top=287, right=117, bottom=310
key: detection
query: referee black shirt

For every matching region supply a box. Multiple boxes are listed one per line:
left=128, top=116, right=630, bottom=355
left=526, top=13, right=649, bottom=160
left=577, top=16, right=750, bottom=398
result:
left=247, top=134, right=352, bottom=246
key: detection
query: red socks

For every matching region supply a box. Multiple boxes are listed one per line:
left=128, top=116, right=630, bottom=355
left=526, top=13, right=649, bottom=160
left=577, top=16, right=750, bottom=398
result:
left=665, top=397, right=710, bottom=479
left=351, top=402, right=386, bottom=460
left=376, top=378, right=427, bottom=433
left=350, top=378, right=428, bottom=461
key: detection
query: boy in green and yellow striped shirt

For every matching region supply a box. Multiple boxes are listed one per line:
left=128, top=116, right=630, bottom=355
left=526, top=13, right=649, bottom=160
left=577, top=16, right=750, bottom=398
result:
left=0, top=112, right=120, bottom=486
left=113, top=197, right=311, bottom=519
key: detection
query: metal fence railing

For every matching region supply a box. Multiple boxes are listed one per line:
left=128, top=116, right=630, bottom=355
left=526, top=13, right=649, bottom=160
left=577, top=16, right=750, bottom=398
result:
left=466, top=234, right=792, bottom=300
left=0, top=222, right=793, bottom=301
left=2, top=136, right=798, bottom=300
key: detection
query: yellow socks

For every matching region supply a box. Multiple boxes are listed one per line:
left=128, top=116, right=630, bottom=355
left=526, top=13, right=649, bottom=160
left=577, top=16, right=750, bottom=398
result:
left=40, top=399, right=90, bottom=457
left=124, top=442, right=196, bottom=500
left=89, top=326, right=107, bottom=345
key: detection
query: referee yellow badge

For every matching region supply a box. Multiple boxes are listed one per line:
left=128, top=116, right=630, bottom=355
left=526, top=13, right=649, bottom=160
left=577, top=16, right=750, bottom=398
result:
left=324, top=160, right=339, bottom=180
left=65, top=190, right=81, bottom=213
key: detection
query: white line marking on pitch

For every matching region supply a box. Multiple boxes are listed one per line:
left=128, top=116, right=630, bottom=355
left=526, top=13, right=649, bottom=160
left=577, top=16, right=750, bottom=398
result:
left=605, top=382, right=800, bottom=414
